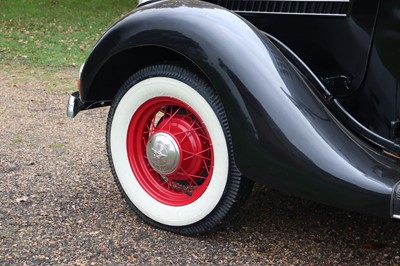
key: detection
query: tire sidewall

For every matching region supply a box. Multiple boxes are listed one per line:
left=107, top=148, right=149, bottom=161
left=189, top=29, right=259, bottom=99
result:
left=109, top=74, right=229, bottom=226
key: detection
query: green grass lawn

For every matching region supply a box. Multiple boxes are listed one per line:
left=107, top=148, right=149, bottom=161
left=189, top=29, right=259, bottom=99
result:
left=0, top=0, right=135, bottom=67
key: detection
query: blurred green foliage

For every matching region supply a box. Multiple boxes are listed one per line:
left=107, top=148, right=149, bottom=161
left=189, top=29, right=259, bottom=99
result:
left=0, top=0, right=135, bottom=66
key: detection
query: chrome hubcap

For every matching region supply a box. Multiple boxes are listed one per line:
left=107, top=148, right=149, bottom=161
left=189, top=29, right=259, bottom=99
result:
left=146, top=132, right=180, bottom=174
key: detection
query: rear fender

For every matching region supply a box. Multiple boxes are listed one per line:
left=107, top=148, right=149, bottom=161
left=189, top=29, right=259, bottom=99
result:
left=80, top=0, right=271, bottom=174
left=81, top=0, right=400, bottom=218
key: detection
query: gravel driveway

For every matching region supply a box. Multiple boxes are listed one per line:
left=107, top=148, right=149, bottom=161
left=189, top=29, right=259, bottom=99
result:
left=1, top=65, right=400, bottom=265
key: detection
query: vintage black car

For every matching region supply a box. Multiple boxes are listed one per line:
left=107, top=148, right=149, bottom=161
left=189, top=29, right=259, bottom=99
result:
left=67, top=0, right=400, bottom=235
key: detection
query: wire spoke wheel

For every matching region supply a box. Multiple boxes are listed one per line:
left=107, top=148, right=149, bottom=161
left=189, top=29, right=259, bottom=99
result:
left=106, top=64, right=253, bottom=235
left=127, top=97, right=213, bottom=205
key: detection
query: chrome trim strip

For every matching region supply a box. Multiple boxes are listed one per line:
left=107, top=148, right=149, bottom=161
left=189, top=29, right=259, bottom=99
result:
left=255, top=0, right=349, bottom=2
left=219, top=0, right=350, bottom=16
left=234, top=11, right=347, bottom=16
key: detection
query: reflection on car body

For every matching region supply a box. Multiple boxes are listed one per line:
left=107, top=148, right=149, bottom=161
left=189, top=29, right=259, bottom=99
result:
left=67, top=0, right=400, bottom=235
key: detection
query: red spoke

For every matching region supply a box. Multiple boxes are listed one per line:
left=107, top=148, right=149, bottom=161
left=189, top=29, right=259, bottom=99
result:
left=157, top=106, right=182, bottom=131
left=202, top=158, right=212, bottom=173
left=142, top=136, right=147, bottom=148
left=174, top=168, right=208, bottom=181
left=127, top=97, right=214, bottom=206
left=182, top=147, right=212, bottom=160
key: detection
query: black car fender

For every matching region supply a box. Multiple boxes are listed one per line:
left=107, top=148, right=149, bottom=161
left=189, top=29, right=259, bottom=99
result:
left=80, top=0, right=272, bottom=169
left=80, top=0, right=400, bottom=218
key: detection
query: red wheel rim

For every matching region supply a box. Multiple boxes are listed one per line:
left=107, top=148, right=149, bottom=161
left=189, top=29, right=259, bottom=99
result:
left=126, top=97, right=214, bottom=206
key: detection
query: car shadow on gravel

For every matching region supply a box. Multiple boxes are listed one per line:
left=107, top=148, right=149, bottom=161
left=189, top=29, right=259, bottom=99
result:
left=206, top=184, right=400, bottom=264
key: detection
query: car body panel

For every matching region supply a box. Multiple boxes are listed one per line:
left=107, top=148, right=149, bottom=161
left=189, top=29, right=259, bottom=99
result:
left=72, top=0, right=400, bottom=219
left=339, top=0, right=400, bottom=149
left=217, top=0, right=379, bottom=96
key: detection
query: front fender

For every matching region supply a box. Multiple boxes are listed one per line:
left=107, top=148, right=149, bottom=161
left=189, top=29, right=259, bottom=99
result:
left=81, top=0, right=400, bottom=218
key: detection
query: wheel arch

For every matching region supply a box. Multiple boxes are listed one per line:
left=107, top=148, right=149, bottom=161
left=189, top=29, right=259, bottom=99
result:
left=84, top=45, right=209, bottom=104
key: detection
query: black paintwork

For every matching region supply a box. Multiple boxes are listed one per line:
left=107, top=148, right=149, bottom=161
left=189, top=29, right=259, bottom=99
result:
left=222, top=0, right=400, bottom=155
left=76, top=0, right=400, bottom=218
left=339, top=0, right=400, bottom=151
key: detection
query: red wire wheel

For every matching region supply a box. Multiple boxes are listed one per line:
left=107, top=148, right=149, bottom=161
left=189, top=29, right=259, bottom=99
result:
left=106, top=64, right=253, bottom=235
left=126, top=97, right=214, bottom=206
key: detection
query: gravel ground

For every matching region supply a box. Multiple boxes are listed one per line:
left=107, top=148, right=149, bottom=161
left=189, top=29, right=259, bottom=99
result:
left=1, top=65, right=400, bottom=265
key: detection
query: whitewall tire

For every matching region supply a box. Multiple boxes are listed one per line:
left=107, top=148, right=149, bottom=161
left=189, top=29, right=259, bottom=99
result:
left=106, top=64, right=253, bottom=235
